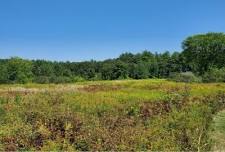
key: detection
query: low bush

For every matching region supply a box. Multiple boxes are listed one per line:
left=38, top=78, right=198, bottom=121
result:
left=202, top=67, right=225, bottom=83
left=50, top=76, right=72, bottom=84
left=169, top=72, right=202, bottom=83
left=72, top=76, right=86, bottom=82
left=34, top=76, right=50, bottom=84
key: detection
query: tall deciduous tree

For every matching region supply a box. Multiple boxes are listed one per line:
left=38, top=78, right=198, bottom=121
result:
left=182, top=32, right=225, bottom=74
left=7, top=57, right=33, bottom=83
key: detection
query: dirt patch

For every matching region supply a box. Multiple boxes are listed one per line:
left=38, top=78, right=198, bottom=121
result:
left=1, top=137, right=17, bottom=151
left=0, top=86, right=80, bottom=97
left=140, top=101, right=172, bottom=120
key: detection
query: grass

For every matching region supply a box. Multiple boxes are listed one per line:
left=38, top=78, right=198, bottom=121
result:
left=210, top=110, right=225, bottom=151
left=0, top=79, right=225, bottom=151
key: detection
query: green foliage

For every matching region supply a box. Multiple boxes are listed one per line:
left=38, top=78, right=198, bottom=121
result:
left=101, top=61, right=128, bottom=80
left=72, top=76, right=85, bottom=82
left=50, top=76, right=72, bottom=84
left=129, top=63, right=149, bottom=79
left=34, top=76, right=50, bottom=84
left=169, top=72, right=202, bottom=83
left=203, top=67, right=225, bottom=82
left=0, top=57, right=33, bottom=84
left=0, top=63, right=8, bottom=83
left=0, top=49, right=186, bottom=83
left=32, top=60, right=55, bottom=77
left=0, top=32, right=225, bottom=84
left=182, top=32, right=225, bottom=74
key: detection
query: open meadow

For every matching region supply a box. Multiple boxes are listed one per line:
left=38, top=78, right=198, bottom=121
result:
left=1, top=0, right=225, bottom=151
left=0, top=79, right=225, bottom=151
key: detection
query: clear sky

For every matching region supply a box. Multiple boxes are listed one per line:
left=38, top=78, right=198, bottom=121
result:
left=0, top=0, right=225, bottom=61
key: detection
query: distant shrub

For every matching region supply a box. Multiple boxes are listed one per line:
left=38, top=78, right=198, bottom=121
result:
left=90, top=73, right=102, bottom=81
left=72, top=76, right=85, bottom=82
left=50, top=76, right=72, bottom=84
left=202, top=67, right=225, bottom=83
left=169, top=72, right=202, bottom=83
left=34, top=76, right=50, bottom=84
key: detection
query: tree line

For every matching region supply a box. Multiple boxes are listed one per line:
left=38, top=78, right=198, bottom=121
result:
left=0, top=32, right=225, bottom=84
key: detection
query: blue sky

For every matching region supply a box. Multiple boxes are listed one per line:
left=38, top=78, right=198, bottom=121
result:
left=0, top=0, right=225, bottom=61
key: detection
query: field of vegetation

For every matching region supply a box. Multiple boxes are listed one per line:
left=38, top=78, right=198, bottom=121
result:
left=0, top=79, right=225, bottom=151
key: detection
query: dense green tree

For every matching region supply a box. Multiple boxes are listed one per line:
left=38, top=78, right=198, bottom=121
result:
left=32, top=60, right=55, bottom=77
left=112, top=61, right=129, bottom=79
left=101, top=60, right=128, bottom=80
left=156, top=51, right=171, bottom=77
left=101, top=61, right=114, bottom=80
left=0, top=62, right=8, bottom=83
left=7, top=57, right=33, bottom=83
left=140, top=50, right=154, bottom=62
left=169, top=52, right=181, bottom=72
left=75, top=61, right=96, bottom=79
left=118, top=52, right=136, bottom=63
left=54, top=62, right=72, bottom=77
left=129, top=63, right=149, bottom=79
left=182, top=32, right=225, bottom=74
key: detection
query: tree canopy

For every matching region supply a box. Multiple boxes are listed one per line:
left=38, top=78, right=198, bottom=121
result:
left=0, top=32, right=225, bottom=84
left=182, top=32, right=225, bottom=74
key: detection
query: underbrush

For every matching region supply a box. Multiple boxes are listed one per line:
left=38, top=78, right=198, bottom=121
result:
left=168, top=72, right=202, bottom=83
left=0, top=80, right=225, bottom=151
